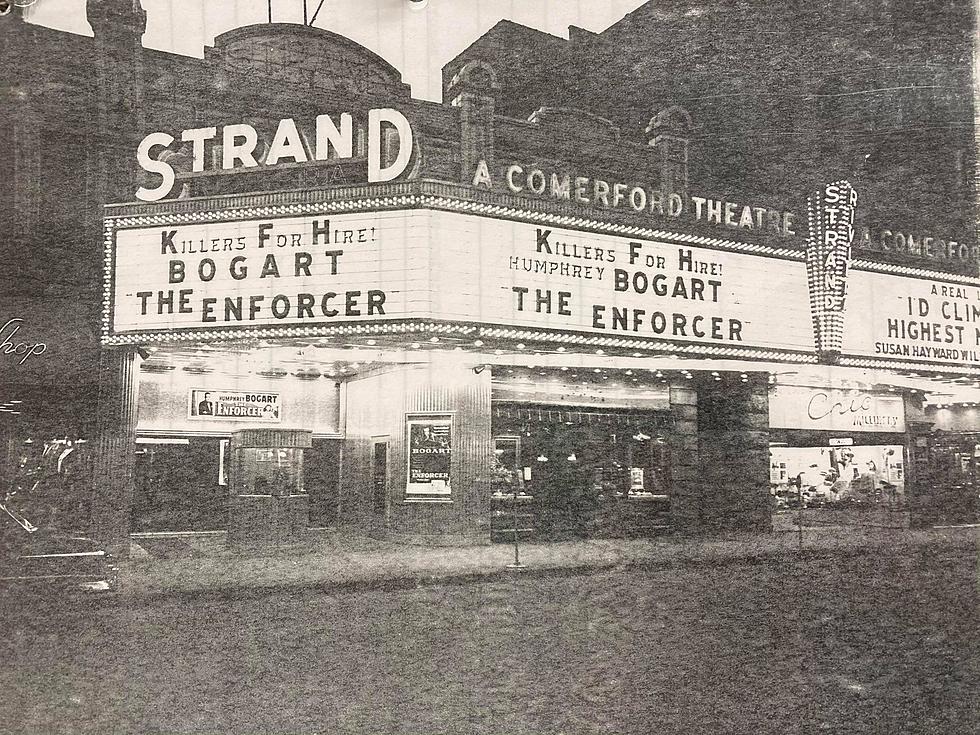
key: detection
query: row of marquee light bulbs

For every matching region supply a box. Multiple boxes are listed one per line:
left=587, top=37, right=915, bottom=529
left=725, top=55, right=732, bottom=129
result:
left=145, top=352, right=755, bottom=384
left=133, top=340, right=980, bottom=396
left=141, top=338, right=764, bottom=383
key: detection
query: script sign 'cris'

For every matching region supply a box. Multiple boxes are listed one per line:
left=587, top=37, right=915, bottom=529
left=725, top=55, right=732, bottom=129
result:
left=805, top=180, right=858, bottom=358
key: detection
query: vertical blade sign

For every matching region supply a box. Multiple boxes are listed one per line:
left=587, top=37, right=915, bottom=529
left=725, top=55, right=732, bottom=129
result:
left=806, top=180, right=857, bottom=361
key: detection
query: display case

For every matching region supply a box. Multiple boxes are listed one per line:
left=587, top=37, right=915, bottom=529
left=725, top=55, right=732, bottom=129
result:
left=590, top=433, right=671, bottom=537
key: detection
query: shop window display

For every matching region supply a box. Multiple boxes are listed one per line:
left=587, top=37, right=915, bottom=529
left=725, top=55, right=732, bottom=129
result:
left=769, top=445, right=905, bottom=512
left=918, top=434, right=980, bottom=524
left=491, top=407, right=671, bottom=540
left=3, top=438, right=92, bottom=532
left=489, top=437, right=535, bottom=541
left=490, top=437, right=526, bottom=498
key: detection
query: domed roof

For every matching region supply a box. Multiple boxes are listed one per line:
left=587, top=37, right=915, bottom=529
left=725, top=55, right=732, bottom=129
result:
left=207, top=23, right=411, bottom=101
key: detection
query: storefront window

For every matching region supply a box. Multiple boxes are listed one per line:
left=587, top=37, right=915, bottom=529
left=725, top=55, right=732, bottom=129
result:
left=491, top=405, right=672, bottom=540
left=619, top=431, right=671, bottom=499
left=3, top=437, right=92, bottom=532
left=769, top=444, right=905, bottom=511
left=919, top=434, right=980, bottom=524
left=491, top=436, right=524, bottom=497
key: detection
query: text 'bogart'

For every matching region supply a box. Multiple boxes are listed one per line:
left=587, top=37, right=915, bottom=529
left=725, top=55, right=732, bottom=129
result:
left=135, top=109, right=414, bottom=202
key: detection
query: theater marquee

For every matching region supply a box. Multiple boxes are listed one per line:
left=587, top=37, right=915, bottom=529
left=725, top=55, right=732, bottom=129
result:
left=105, top=206, right=814, bottom=357
left=842, top=269, right=980, bottom=369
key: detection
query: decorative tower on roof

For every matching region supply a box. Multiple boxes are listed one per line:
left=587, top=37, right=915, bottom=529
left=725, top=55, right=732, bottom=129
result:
left=87, top=0, right=147, bottom=35
left=86, top=0, right=147, bottom=200
left=646, top=106, right=692, bottom=196
left=447, top=60, right=499, bottom=187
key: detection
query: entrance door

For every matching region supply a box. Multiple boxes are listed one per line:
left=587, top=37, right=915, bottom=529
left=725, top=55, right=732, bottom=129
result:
left=372, top=440, right=389, bottom=522
left=305, top=440, right=341, bottom=527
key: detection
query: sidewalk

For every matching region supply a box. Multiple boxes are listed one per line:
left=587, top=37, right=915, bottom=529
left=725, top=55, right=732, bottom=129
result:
left=116, top=525, right=980, bottom=600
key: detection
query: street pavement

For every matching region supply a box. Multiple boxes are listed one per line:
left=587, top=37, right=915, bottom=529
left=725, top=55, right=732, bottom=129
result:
left=2, top=537, right=977, bottom=735
left=117, top=525, right=980, bottom=599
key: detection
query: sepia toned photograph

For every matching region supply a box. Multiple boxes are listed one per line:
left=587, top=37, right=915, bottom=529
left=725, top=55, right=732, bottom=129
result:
left=1, top=0, right=978, bottom=732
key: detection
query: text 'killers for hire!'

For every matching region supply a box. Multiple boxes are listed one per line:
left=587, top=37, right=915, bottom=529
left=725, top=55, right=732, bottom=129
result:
left=137, top=220, right=386, bottom=323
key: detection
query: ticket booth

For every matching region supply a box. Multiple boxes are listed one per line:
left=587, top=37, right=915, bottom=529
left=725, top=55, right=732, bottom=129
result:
left=228, top=428, right=313, bottom=549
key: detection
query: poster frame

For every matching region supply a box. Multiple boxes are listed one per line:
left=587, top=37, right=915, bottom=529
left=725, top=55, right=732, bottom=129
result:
left=404, top=412, right=454, bottom=503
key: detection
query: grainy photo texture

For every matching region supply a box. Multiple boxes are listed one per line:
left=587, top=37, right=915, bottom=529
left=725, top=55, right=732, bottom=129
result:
left=1, top=1, right=979, bottom=733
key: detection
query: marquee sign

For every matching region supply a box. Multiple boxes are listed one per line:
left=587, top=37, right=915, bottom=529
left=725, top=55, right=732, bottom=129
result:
left=805, top=180, right=857, bottom=359
left=106, top=208, right=815, bottom=358
left=842, top=269, right=980, bottom=368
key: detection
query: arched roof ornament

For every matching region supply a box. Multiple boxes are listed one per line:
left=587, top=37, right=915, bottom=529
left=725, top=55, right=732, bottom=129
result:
left=646, top=105, right=694, bottom=138
left=447, top=59, right=499, bottom=101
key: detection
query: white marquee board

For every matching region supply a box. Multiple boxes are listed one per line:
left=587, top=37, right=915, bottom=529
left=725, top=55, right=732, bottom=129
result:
left=110, top=209, right=814, bottom=354
left=842, top=269, right=980, bottom=368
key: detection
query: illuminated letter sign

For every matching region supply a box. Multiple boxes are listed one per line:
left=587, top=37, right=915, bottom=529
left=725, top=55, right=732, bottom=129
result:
left=805, top=180, right=857, bottom=359
left=134, top=109, right=414, bottom=202
left=106, top=208, right=815, bottom=360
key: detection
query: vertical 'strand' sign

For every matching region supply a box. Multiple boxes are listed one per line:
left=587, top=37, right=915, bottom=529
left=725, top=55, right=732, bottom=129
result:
left=805, top=180, right=858, bottom=360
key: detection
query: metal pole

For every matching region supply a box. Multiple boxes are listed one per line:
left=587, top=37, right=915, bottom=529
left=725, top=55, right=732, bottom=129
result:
left=797, top=479, right=804, bottom=550
left=308, top=0, right=326, bottom=25
left=267, top=0, right=272, bottom=23
left=507, top=490, right=525, bottom=569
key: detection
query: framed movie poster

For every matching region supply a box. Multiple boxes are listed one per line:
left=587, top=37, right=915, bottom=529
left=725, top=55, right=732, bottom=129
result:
left=405, top=415, right=453, bottom=499
left=188, top=389, right=282, bottom=422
